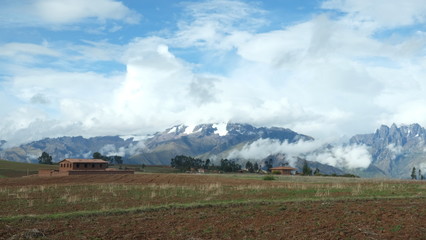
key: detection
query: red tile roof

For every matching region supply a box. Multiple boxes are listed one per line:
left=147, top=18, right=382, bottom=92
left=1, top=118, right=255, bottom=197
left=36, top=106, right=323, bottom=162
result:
left=59, top=159, right=108, bottom=163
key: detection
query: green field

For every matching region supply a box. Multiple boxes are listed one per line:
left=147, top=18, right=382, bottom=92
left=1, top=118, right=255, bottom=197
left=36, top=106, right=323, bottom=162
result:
left=0, top=159, right=178, bottom=178
left=0, top=159, right=58, bottom=178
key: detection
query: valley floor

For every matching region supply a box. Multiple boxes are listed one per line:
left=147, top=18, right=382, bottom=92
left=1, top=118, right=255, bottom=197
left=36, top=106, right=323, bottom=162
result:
left=0, top=174, right=425, bottom=239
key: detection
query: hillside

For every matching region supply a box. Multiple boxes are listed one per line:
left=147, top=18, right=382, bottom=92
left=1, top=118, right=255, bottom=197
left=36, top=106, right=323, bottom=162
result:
left=0, top=159, right=57, bottom=178
left=0, top=136, right=137, bottom=163
left=131, top=123, right=314, bottom=165
left=0, top=123, right=313, bottom=167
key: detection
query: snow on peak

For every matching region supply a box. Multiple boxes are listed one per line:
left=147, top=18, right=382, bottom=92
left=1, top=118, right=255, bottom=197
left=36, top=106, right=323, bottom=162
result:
left=167, top=124, right=185, bottom=134
left=167, top=126, right=177, bottom=134
left=184, top=124, right=197, bottom=135
left=213, top=123, right=228, bottom=136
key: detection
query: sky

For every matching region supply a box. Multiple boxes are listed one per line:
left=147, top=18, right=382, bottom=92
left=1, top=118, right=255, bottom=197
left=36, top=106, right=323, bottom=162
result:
left=2, top=0, right=426, bottom=146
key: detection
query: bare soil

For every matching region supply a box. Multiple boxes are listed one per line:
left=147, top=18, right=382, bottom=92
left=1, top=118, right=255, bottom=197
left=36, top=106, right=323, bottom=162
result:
left=1, top=174, right=425, bottom=239
left=1, top=198, right=425, bottom=239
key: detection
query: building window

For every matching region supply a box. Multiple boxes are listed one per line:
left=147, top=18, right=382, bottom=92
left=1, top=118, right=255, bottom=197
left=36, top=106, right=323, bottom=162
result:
left=76, top=163, right=79, bottom=168
left=92, top=164, right=95, bottom=168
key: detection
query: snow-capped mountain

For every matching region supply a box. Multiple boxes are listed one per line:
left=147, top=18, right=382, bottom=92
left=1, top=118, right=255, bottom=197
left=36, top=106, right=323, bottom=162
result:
left=0, top=123, right=313, bottom=166
left=133, top=123, right=314, bottom=165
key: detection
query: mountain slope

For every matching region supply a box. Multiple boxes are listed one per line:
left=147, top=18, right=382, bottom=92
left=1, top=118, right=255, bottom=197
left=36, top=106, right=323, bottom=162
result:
left=0, top=123, right=313, bottom=166
left=350, top=123, right=426, bottom=178
left=0, top=136, right=137, bottom=163
left=131, top=123, right=314, bottom=165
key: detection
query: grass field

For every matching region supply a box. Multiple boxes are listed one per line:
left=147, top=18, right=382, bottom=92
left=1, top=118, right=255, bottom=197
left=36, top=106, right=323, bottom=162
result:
left=0, top=159, right=58, bottom=178
left=0, top=172, right=425, bottom=239
left=0, top=159, right=178, bottom=178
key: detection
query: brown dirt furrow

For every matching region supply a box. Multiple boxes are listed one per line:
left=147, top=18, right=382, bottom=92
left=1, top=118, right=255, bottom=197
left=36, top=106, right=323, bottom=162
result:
left=1, top=198, right=425, bottom=240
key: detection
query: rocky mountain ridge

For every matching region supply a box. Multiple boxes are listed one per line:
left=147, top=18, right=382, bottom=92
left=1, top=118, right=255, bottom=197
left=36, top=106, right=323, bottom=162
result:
left=350, top=123, right=426, bottom=178
left=2, top=122, right=425, bottom=178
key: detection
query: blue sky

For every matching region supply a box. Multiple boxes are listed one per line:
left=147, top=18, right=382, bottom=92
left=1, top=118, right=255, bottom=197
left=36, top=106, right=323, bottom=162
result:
left=1, top=0, right=426, bottom=146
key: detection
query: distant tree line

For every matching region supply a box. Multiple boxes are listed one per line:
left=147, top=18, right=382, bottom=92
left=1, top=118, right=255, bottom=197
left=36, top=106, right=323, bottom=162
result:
left=93, top=152, right=123, bottom=165
left=170, top=155, right=243, bottom=172
left=411, top=167, right=424, bottom=180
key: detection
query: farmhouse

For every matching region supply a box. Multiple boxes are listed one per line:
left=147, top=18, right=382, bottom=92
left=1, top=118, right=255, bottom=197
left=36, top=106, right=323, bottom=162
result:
left=39, top=158, right=134, bottom=176
left=59, top=158, right=108, bottom=171
left=270, top=166, right=297, bottom=175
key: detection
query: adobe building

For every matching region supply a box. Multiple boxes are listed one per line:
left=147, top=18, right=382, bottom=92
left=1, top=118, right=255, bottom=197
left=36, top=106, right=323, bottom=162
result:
left=270, top=166, right=297, bottom=175
left=39, top=158, right=134, bottom=176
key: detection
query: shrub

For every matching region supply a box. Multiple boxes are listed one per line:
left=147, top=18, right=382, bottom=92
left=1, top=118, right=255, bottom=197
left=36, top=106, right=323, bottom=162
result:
left=272, top=170, right=281, bottom=175
left=263, top=175, right=276, bottom=181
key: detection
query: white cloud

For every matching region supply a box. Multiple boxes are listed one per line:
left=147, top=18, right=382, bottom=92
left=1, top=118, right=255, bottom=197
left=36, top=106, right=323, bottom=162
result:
left=322, top=0, right=426, bottom=29
left=2, top=0, right=426, bottom=152
left=174, top=0, right=266, bottom=49
left=227, top=139, right=324, bottom=164
left=307, top=144, right=372, bottom=169
left=0, top=0, right=141, bottom=28
left=0, top=43, right=60, bottom=58
left=227, top=138, right=372, bottom=169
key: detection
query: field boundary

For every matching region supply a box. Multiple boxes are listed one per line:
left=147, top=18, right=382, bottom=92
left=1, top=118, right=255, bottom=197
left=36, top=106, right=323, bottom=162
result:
left=2, top=195, right=425, bottom=222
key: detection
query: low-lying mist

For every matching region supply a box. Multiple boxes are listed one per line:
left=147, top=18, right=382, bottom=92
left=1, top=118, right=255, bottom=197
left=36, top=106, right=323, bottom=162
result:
left=227, top=139, right=372, bottom=169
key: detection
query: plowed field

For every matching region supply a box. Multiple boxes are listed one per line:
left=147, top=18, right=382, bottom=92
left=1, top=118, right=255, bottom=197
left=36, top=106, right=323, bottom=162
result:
left=1, top=174, right=425, bottom=239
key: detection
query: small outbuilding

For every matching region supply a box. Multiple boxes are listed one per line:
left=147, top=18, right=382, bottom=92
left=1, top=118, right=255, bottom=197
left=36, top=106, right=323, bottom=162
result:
left=270, top=166, right=297, bottom=175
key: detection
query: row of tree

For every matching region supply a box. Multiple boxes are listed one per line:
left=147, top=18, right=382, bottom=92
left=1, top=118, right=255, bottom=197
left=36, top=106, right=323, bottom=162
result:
left=411, top=167, right=425, bottom=180
left=93, top=152, right=123, bottom=165
left=37, top=151, right=124, bottom=165
left=171, top=155, right=245, bottom=172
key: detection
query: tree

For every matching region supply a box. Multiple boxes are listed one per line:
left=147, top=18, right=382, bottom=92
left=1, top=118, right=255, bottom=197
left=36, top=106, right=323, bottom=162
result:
left=302, top=160, right=312, bottom=176
left=245, top=161, right=254, bottom=173
left=112, top=156, right=123, bottom=165
left=265, top=159, right=273, bottom=172
left=93, top=152, right=103, bottom=159
left=411, top=167, right=417, bottom=180
left=204, top=159, right=211, bottom=169
left=419, top=169, right=424, bottom=180
left=171, top=155, right=204, bottom=172
left=253, top=162, right=259, bottom=172
left=313, top=168, right=320, bottom=175
left=38, top=152, right=53, bottom=164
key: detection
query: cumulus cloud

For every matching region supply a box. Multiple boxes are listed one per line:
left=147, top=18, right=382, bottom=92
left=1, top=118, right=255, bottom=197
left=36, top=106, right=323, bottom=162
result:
left=2, top=0, right=426, bottom=150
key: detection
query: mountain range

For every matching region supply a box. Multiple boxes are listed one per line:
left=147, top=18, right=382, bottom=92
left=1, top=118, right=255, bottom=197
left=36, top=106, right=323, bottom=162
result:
left=350, top=123, right=426, bottom=178
left=1, top=123, right=425, bottom=179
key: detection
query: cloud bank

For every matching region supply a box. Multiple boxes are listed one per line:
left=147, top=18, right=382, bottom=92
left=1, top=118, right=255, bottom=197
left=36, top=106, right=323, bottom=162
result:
left=227, top=139, right=372, bottom=169
left=1, top=0, right=426, bottom=151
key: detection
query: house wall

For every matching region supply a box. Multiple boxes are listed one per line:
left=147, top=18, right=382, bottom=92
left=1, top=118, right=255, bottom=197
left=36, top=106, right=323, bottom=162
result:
left=59, top=161, right=107, bottom=171
left=67, top=170, right=134, bottom=175
left=271, top=169, right=294, bottom=175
